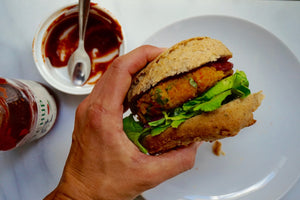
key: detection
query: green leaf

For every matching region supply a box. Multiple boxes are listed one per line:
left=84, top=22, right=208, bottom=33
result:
left=182, top=99, right=203, bottom=111
left=193, top=90, right=232, bottom=112
left=166, top=112, right=194, bottom=121
left=127, top=131, right=148, bottom=154
left=171, top=119, right=186, bottom=128
left=204, top=71, right=247, bottom=99
left=148, top=118, right=165, bottom=127
left=173, top=107, right=183, bottom=116
left=123, top=114, right=143, bottom=133
left=189, top=77, right=198, bottom=88
left=123, top=115, right=148, bottom=154
left=151, top=124, right=171, bottom=136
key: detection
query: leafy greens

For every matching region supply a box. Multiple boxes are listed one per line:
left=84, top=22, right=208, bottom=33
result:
left=123, top=71, right=251, bottom=154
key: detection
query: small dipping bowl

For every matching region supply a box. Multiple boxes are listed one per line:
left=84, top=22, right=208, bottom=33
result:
left=33, top=3, right=125, bottom=95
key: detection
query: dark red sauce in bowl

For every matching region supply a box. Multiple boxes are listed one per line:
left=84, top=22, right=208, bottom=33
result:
left=42, top=4, right=124, bottom=85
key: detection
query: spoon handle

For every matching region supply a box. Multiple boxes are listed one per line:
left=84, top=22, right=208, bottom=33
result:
left=78, top=0, right=90, bottom=42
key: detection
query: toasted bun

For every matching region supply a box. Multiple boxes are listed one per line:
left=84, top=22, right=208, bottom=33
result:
left=141, top=91, right=265, bottom=155
left=127, top=37, right=233, bottom=102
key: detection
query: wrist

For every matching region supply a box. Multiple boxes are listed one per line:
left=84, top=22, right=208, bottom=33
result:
left=44, top=177, right=94, bottom=200
left=48, top=159, right=135, bottom=200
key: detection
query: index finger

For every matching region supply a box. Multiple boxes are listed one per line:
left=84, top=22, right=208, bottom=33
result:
left=90, top=45, right=164, bottom=111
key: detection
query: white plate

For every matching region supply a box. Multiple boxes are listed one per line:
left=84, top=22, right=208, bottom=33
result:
left=142, top=15, right=300, bottom=200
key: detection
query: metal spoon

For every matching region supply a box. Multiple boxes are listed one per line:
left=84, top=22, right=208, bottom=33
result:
left=67, top=0, right=91, bottom=86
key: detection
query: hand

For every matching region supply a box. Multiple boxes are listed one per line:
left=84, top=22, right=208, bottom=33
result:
left=44, top=45, right=201, bottom=200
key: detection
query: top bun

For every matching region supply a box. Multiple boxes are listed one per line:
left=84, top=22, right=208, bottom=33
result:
left=127, top=37, right=233, bottom=102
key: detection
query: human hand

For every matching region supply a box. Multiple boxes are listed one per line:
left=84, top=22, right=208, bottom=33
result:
left=44, top=45, right=201, bottom=200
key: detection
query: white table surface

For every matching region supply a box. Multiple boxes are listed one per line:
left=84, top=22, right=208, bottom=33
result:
left=0, top=0, right=299, bottom=199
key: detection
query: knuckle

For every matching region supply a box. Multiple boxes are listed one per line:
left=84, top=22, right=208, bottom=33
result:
left=183, top=154, right=196, bottom=170
left=187, top=156, right=196, bottom=169
left=110, top=56, right=124, bottom=71
left=82, top=103, right=110, bottom=131
left=75, top=102, right=86, bottom=118
left=140, top=44, right=154, bottom=51
left=74, top=97, right=110, bottom=130
left=138, top=45, right=155, bottom=56
left=175, top=152, right=197, bottom=173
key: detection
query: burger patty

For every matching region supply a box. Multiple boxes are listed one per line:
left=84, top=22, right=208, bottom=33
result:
left=135, top=61, right=233, bottom=123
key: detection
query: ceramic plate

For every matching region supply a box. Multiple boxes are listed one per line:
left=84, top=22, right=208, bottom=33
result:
left=142, top=15, right=300, bottom=200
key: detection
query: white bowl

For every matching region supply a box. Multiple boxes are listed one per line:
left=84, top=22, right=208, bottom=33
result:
left=32, top=3, right=125, bottom=95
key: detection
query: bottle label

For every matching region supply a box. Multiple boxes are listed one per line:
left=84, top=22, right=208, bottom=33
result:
left=17, top=80, right=57, bottom=147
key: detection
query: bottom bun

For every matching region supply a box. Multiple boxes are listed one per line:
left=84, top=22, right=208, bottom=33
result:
left=142, top=91, right=264, bottom=155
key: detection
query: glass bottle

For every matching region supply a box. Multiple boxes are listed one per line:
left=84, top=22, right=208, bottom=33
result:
left=0, top=78, right=58, bottom=151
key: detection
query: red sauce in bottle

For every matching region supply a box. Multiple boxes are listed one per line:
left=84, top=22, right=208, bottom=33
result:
left=0, top=79, right=34, bottom=150
left=43, top=4, right=123, bottom=85
left=0, top=78, right=58, bottom=151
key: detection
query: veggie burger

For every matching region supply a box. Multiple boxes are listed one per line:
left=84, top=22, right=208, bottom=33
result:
left=123, top=37, right=264, bottom=155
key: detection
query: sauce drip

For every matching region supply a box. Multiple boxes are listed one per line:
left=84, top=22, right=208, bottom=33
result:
left=43, top=4, right=123, bottom=84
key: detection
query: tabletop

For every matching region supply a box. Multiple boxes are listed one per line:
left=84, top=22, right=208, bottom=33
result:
left=0, top=0, right=299, bottom=199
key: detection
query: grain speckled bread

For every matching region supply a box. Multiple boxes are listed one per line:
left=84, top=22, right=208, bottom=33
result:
left=127, top=37, right=232, bottom=102
left=142, top=91, right=265, bottom=155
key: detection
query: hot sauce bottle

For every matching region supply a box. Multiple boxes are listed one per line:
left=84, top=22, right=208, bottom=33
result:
left=0, top=78, right=58, bottom=151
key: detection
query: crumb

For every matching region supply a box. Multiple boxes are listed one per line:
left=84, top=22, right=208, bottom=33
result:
left=212, top=140, right=225, bottom=156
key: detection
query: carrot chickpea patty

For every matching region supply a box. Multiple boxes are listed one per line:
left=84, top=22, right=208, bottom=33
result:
left=135, top=61, right=233, bottom=123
